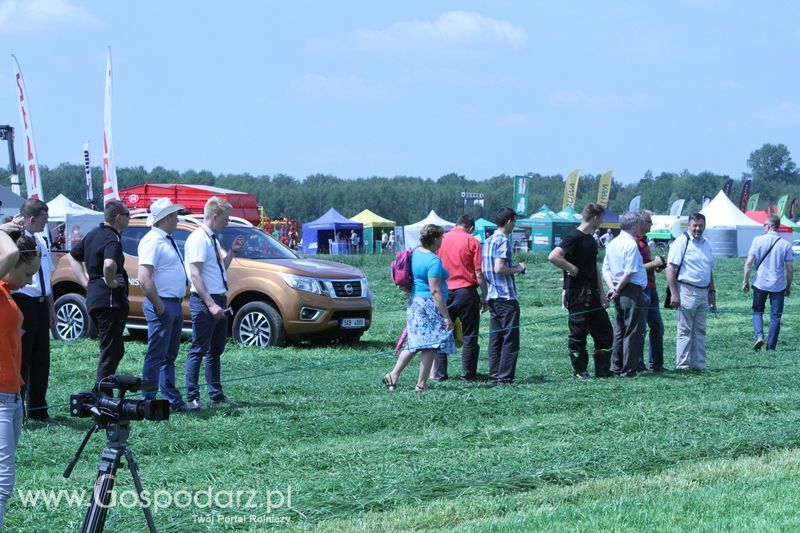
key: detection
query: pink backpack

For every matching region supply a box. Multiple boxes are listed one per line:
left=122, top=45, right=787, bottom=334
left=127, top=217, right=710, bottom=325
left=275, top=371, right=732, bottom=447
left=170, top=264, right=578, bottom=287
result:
left=390, top=248, right=415, bottom=290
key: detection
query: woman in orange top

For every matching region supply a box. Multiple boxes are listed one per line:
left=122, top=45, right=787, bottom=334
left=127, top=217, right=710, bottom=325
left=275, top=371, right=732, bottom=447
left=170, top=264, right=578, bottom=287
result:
left=0, top=219, right=42, bottom=528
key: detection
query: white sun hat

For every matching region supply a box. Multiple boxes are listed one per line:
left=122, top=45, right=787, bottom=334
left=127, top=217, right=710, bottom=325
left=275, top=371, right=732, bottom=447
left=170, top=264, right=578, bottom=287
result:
left=146, top=197, right=185, bottom=226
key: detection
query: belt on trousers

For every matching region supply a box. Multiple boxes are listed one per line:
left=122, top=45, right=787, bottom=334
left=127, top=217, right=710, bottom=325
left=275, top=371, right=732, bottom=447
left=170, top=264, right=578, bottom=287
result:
left=678, top=281, right=709, bottom=290
left=161, top=297, right=183, bottom=302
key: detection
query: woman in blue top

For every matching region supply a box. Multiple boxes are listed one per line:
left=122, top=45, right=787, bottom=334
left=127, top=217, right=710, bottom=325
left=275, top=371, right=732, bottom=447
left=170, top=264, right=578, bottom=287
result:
left=384, top=224, right=455, bottom=392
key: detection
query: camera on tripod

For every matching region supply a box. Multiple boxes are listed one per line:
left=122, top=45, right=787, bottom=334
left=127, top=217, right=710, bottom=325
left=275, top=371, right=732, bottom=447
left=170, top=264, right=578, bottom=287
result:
left=65, top=375, right=170, bottom=533
left=70, top=375, right=170, bottom=423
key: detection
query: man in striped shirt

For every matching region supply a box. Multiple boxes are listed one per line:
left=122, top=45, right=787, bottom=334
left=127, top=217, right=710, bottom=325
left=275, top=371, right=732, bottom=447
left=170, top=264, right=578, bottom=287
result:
left=482, top=207, right=526, bottom=384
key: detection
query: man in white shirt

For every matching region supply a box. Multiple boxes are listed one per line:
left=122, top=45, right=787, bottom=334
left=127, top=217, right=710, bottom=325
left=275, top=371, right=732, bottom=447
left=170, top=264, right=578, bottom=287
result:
left=742, top=213, right=793, bottom=351
left=12, top=199, right=55, bottom=421
left=599, top=229, right=614, bottom=248
left=350, top=229, right=359, bottom=253
left=666, top=213, right=716, bottom=369
left=184, top=197, right=244, bottom=408
left=138, top=198, right=197, bottom=413
left=602, top=211, right=648, bottom=377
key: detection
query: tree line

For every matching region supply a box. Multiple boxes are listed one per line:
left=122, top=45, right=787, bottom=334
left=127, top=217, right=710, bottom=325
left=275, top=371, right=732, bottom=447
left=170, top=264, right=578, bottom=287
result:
left=0, top=143, right=797, bottom=225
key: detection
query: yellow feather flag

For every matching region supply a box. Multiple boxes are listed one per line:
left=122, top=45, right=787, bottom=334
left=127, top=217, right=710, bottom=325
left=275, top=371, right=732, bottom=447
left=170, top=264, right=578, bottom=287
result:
left=562, top=169, right=580, bottom=210
left=596, top=170, right=613, bottom=207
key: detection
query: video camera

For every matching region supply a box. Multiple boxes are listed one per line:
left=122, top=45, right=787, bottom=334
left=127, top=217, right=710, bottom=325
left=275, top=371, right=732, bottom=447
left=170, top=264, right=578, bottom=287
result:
left=70, top=375, right=170, bottom=424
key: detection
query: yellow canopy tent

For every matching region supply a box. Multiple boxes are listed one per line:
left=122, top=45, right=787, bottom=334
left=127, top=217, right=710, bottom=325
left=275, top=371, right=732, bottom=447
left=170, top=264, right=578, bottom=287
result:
left=350, top=209, right=396, bottom=254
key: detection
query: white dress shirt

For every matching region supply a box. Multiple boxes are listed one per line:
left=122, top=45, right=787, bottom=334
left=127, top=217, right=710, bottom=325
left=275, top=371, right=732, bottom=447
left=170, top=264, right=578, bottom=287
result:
left=184, top=224, right=228, bottom=295
left=668, top=233, right=714, bottom=287
left=602, top=230, right=647, bottom=288
left=15, top=230, right=54, bottom=298
left=138, top=227, right=189, bottom=298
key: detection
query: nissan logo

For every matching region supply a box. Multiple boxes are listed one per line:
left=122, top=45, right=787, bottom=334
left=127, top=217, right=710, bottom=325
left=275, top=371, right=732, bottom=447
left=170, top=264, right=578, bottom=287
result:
left=344, top=283, right=354, bottom=295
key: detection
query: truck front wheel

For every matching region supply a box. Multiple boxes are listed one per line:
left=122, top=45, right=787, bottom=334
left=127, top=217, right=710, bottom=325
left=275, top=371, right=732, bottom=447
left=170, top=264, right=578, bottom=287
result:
left=232, top=302, right=286, bottom=347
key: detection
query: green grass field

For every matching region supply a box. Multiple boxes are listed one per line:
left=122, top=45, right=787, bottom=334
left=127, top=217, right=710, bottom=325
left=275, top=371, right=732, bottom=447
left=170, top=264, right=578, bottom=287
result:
left=8, top=254, right=800, bottom=531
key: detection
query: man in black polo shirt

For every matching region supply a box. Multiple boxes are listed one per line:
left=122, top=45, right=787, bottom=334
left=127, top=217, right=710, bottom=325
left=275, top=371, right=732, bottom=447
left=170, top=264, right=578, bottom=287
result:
left=68, top=200, right=130, bottom=381
left=548, top=203, right=613, bottom=378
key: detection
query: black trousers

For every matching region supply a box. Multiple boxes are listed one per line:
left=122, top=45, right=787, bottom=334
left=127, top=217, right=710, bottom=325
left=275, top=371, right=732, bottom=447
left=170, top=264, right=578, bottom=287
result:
left=566, top=287, right=613, bottom=375
left=91, top=302, right=129, bottom=382
left=434, top=286, right=481, bottom=381
left=487, top=299, right=520, bottom=384
left=12, top=295, right=51, bottom=418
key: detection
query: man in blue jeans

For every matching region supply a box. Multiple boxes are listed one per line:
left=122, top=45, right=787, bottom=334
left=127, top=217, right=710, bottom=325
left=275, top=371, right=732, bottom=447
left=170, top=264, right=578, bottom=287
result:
left=635, top=209, right=667, bottom=372
left=138, top=198, right=198, bottom=413
left=742, top=213, right=794, bottom=351
left=184, top=197, right=244, bottom=408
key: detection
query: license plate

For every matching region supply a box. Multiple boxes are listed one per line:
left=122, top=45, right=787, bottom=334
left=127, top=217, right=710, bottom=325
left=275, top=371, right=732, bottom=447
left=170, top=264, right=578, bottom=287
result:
left=340, top=318, right=365, bottom=329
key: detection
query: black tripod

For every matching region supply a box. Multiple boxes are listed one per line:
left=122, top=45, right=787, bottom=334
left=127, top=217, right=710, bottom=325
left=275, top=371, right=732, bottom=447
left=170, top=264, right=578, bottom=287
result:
left=64, top=420, right=157, bottom=533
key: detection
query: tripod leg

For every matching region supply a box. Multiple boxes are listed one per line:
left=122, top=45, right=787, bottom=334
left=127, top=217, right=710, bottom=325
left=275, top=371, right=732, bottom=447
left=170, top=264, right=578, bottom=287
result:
left=124, top=448, right=157, bottom=533
left=82, top=446, right=122, bottom=533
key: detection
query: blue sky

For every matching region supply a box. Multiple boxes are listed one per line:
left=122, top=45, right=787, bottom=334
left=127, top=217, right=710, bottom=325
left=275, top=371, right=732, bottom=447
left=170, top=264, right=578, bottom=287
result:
left=1, top=0, right=799, bottom=184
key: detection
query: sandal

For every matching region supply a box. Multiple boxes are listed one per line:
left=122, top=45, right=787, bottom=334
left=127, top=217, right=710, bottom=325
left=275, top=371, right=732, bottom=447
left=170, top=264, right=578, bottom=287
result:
left=414, top=384, right=427, bottom=393
left=382, top=373, right=397, bottom=392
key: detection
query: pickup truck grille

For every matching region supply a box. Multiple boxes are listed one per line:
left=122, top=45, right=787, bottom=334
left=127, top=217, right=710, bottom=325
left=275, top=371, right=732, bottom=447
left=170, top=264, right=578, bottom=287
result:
left=329, top=280, right=362, bottom=298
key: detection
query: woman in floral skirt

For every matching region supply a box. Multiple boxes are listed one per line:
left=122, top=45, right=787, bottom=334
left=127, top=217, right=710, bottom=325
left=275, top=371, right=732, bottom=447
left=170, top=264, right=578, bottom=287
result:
left=383, top=224, right=455, bottom=392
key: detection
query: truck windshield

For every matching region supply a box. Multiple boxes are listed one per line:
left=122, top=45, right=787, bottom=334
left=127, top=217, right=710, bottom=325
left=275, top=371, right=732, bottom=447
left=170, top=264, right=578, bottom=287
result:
left=219, top=227, right=298, bottom=260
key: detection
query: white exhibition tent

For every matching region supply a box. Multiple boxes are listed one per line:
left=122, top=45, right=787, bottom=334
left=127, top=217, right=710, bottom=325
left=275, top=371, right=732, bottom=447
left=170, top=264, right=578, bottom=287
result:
left=47, top=194, right=104, bottom=250
left=403, top=210, right=455, bottom=250
left=700, top=190, right=761, bottom=257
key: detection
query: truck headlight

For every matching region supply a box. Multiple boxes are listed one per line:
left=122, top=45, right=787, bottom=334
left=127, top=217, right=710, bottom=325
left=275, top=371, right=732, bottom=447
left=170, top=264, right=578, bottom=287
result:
left=279, top=273, right=323, bottom=295
left=361, top=277, right=369, bottom=296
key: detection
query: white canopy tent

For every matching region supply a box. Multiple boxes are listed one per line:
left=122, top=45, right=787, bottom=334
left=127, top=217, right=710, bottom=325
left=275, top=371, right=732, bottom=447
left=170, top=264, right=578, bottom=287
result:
left=403, top=210, right=455, bottom=250
left=47, top=194, right=104, bottom=250
left=700, top=190, right=761, bottom=257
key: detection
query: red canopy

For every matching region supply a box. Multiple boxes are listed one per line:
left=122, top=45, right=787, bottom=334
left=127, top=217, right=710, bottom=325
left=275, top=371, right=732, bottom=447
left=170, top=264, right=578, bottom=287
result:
left=744, top=210, right=793, bottom=233
left=120, top=183, right=261, bottom=225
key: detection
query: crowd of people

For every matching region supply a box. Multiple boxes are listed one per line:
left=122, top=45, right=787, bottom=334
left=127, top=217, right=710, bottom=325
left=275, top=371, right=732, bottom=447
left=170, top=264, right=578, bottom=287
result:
left=384, top=209, right=528, bottom=390
left=0, top=198, right=793, bottom=524
left=66, top=196, right=243, bottom=410
left=0, top=196, right=247, bottom=525
left=383, top=203, right=794, bottom=391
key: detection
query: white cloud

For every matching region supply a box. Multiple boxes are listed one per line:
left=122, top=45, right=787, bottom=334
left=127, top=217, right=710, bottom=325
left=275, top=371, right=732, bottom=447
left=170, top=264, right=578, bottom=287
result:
left=0, top=0, right=97, bottom=33
left=550, top=90, right=620, bottom=108
left=353, top=11, right=527, bottom=53
left=500, top=113, right=529, bottom=127
left=755, top=101, right=800, bottom=126
left=291, top=74, right=373, bottom=99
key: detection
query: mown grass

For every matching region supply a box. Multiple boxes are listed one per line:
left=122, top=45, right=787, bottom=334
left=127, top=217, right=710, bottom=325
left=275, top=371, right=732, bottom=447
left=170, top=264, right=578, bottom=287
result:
left=8, top=254, right=800, bottom=531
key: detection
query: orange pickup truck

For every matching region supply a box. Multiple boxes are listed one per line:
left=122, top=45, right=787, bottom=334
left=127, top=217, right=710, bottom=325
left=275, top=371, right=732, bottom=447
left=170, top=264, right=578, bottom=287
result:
left=50, top=215, right=372, bottom=347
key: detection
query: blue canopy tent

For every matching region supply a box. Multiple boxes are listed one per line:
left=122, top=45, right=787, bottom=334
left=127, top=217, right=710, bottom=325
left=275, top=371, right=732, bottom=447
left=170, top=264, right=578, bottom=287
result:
left=599, top=208, right=620, bottom=230
left=301, top=208, right=364, bottom=255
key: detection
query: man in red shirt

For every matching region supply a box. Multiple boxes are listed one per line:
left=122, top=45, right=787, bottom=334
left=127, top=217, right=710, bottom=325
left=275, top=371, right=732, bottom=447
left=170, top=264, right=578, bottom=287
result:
left=434, top=215, right=488, bottom=381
